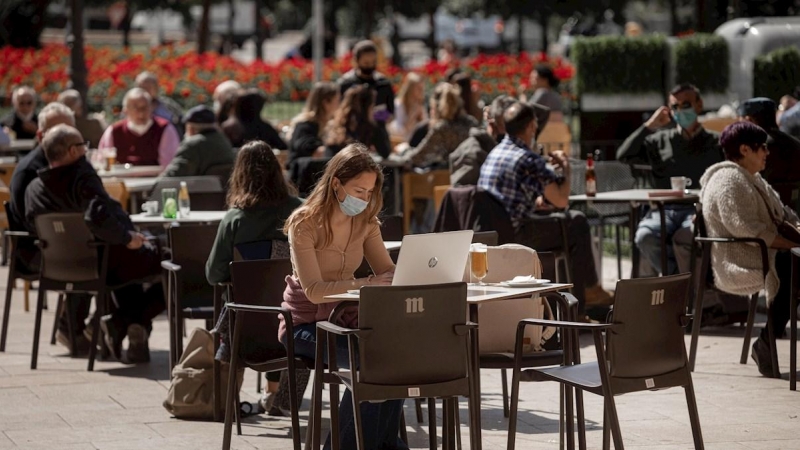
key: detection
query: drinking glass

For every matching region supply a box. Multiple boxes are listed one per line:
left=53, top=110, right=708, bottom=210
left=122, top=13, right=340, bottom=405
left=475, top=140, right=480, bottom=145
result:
left=470, top=244, right=488, bottom=285
left=162, top=188, right=178, bottom=219
left=103, top=147, right=117, bottom=171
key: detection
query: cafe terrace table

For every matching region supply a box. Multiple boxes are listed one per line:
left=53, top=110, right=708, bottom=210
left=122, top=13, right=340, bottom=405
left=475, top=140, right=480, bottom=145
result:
left=130, top=210, right=227, bottom=227
left=569, top=189, right=699, bottom=277
left=325, top=282, right=574, bottom=450
left=98, top=165, right=162, bottom=178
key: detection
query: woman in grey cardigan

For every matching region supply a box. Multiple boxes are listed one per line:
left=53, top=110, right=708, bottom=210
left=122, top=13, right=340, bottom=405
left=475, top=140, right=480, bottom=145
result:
left=700, top=121, right=800, bottom=377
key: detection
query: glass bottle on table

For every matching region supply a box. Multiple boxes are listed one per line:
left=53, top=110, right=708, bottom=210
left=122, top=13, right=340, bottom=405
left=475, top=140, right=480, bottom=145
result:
left=585, top=153, right=597, bottom=197
left=178, top=181, right=191, bottom=217
left=162, top=188, right=178, bottom=219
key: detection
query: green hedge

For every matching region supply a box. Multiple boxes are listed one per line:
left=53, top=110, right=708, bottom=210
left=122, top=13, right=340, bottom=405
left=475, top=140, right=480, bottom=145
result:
left=754, top=46, right=800, bottom=101
left=572, top=36, right=667, bottom=94
left=674, top=34, right=728, bottom=93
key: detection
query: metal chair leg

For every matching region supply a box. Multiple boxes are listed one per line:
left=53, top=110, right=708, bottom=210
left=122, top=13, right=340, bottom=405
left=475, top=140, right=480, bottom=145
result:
left=689, top=246, right=710, bottom=371
left=605, top=394, right=624, bottom=450
left=791, top=279, right=797, bottom=391
left=742, top=293, right=759, bottom=365
left=428, top=398, right=437, bottom=450
left=766, top=312, right=781, bottom=379
left=415, top=398, right=424, bottom=423
left=602, top=399, right=610, bottom=450
left=501, top=368, right=510, bottom=418
left=256, top=372, right=262, bottom=394
left=30, top=287, right=46, bottom=370
left=399, top=409, right=409, bottom=445
left=50, top=294, right=64, bottom=346
left=23, top=280, right=30, bottom=312
left=684, top=372, right=705, bottom=450
left=87, top=293, right=103, bottom=372
left=0, top=270, right=15, bottom=352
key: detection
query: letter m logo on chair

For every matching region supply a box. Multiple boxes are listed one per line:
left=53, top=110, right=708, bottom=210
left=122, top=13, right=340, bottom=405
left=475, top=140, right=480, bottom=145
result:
left=53, top=221, right=66, bottom=234
left=405, top=297, right=425, bottom=313
left=651, top=289, right=665, bottom=306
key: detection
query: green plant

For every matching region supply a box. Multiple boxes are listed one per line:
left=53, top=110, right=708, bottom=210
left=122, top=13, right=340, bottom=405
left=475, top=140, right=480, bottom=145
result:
left=753, top=46, right=800, bottom=101
left=572, top=35, right=667, bottom=95
left=674, top=34, right=729, bottom=94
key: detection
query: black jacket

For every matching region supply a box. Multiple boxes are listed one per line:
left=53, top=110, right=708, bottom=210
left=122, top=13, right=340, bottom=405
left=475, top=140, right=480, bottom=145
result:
left=288, top=121, right=325, bottom=166
left=24, top=157, right=133, bottom=246
left=9, top=145, right=48, bottom=228
left=0, top=111, right=38, bottom=139
left=433, top=185, right=515, bottom=245
left=449, top=127, right=497, bottom=186
left=763, top=127, right=800, bottom=206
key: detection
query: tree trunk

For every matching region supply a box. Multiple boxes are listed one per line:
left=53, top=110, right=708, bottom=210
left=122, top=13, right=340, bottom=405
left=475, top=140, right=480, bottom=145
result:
left=197, top=0, right=211, bottom=53
left=517, top=15, right=524, bottom=54
left=69, top=0, right=88, bottom=104
left=254, top=0, right=265, bottom=61
left=227, top=0, right=235, bottom=53
left=390, top=8, right=402, bottom=67
left=364, top=0, right=376, bottom=39
left=668, top=0, right=679, bottom=35
left=428, top=6, right=437, bottom=60
left=540, top=12, right=550, bottom=54
left=121, top=0, right=131, bottom=49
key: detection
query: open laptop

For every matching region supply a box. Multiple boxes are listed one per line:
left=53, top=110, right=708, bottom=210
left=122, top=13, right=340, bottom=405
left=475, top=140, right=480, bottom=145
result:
left=392, top=230, right=474, bottom=286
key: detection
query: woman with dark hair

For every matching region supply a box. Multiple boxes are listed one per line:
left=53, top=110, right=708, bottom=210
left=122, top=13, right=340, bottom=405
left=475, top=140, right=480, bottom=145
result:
left=222, top=89, right=287, bottom=150
left=206, top=140, right=304, bottom=415
left=700, top=121, right=800, bottom=377
left=325, top=84, right=391, bottom=158
left=527, top=64, right=564, bottom=122
left=452, top=73, right=482, bottom=122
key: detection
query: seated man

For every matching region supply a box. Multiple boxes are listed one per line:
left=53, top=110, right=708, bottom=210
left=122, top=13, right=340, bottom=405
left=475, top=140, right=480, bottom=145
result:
left=159, top=105, right=235, bottom=179
left=57, top=89, right=107, bottom=148
left=98, top=88, right=180, bottom=168
left=1, top=86, right=38, bottom=140
left=478, top=101, right=612, bottom=311
left=617, top=84, right=724, bottom=275
left=135, top=71, right=184, bottom=133
left=25, top=124, right=165, bottom=363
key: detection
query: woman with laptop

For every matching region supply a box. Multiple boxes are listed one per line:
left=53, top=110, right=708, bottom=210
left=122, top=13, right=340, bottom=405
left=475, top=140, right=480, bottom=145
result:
left=278, top=143, right=405, bottom=450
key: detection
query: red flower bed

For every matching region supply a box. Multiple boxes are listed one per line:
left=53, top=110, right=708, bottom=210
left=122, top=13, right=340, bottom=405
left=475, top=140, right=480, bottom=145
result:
left=0, top=43, right=575, bottom=112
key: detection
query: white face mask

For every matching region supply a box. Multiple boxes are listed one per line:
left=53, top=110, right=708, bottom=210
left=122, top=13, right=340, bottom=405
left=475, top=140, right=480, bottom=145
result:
left=127, top=119, right=153, bottom=136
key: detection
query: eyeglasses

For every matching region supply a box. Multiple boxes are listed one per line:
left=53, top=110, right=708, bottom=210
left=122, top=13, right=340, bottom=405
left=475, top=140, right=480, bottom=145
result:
left=669, top=101, right=693, bottom=111
left=755, top=143, right=768, bottom=152
left=69, top=141, right=90, bottom=150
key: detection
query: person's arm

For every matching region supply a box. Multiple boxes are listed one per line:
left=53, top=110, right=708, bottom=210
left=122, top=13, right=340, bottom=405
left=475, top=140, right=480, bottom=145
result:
left=263, top=122, right=288, bottom=150
left=158, top=123, right=181, bottom=167
left=159, top=141, right=197, bottom=179
left=532, top=152, right=570, bottom=209
left=205, top=213, right=236, bottom=284
left=362, top=220, right=395, bottom=276
left=290, top=122, right=325, bottom=160
left=616, top=106, right=671, bottom=162
left=97, top=126, right=114, bottom=149
left=80, top=174, right=133, bottom=246
left=289, top=222, right=373, bottom=304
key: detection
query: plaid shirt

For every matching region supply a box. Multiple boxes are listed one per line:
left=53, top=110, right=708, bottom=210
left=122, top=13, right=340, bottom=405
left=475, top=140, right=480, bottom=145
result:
left=478, top=135, right=562, bottom=228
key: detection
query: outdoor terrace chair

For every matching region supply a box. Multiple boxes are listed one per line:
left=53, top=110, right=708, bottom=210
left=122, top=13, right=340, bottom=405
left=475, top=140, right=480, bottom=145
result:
left=688, top=203, right=780, bottom=377
left=509, top=273, right=704, bottom=450
left=0, top=201, right=38, bottom=352
left=309, top=282, right=479, bottom=450
left=148, top=176, right=225, bottom=211
left=223, top=258, right=305, bottom=450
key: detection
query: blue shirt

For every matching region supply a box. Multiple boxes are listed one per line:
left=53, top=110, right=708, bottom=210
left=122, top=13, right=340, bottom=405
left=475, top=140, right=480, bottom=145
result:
left=478, top=135, right=562, bottom=228
left=780, top=102, right=800, bottom=138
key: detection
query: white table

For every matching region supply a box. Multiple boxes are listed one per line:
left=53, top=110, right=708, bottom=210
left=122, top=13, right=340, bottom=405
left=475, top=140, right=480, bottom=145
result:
left=130, top=210, right=227, bottom=227
left=324, top=282, right=572, bottom=449
left=98, top=165, right=162, bottom=178
left=384, top=241, right=401, bottom=252
left=570, top=188, right=700, bottom=277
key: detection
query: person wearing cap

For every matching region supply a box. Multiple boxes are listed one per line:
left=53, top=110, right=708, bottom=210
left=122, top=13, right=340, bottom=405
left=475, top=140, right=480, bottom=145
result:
left=738, top=97, right=800, bottom=207
left=617, top=83, right=724, bottom=276
left=159, top=105, right=234, bottom=179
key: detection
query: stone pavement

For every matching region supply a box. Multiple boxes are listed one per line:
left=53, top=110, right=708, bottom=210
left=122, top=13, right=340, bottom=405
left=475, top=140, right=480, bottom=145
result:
left=0, top=259, right=798, bottom=450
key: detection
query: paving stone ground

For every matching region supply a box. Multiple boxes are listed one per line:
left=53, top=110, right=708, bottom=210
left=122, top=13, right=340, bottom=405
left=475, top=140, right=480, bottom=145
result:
left=0, top=257, right=798, bottom=449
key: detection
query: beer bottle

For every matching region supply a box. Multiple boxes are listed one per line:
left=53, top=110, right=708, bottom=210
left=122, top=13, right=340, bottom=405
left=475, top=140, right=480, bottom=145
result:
left=585, top=153, right=597, bottom=197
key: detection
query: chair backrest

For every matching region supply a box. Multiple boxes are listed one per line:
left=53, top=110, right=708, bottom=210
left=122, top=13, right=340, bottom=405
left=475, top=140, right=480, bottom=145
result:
left=538, top=252, right=556, bottom=281
left=169, top=224, right=219, bottom=308
left=102, top=180, right=130, bottom=212
left=3, top=201, right=23, bottom=232
left=693, top=203, right=707, bottom=239
left=34, top=213, right=100, bottom=282
left=233, top=239, right=290, bottom=261
left=0, top=162, right=15, bottom=189
left=230, top=258, right=294, bottom=361
left=204, top=163, right=234, bottom=190
left=591, top=161, right=635, bottom=216
left=148, top=176, right=224, bottom=210
left=472, top=231, right=499, bottom=247
left=537, top=122, right=572, bottom=155
left=606, top=273, right=692, bottom=379
left=358, top=282, right=469, bottom=385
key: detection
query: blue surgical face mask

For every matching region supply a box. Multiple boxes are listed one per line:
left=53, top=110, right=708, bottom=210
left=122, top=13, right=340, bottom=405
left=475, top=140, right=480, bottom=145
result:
left=337, top=188, right=369, bottom=217
left=673, top=109, right=698, bottom=129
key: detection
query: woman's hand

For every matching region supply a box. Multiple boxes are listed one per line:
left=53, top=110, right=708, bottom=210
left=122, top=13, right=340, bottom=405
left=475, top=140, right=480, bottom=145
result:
left=369, top=270, right=394, bottom=286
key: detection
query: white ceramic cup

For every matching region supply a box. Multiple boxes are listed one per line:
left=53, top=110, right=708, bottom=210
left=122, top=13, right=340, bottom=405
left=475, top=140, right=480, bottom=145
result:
left=670, top=176, right=692, bottom=192
left=141, top=201, right=159, bottom=216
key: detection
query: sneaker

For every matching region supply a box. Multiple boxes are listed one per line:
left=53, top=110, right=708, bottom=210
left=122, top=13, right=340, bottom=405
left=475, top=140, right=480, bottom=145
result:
left=100, top=315, right=125, bottom=361
left=55, top=329, right=90, bottom=356
left=750, top=336, right=777, bottom=378
left=125, top=324, right=150, bottom=364
left=584, top=285, right=614, bottom=307
left=258, top=392, right=285, bottom=416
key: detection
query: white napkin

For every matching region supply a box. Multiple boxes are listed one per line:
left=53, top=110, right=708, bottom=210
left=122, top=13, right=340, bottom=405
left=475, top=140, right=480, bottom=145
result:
left=510, top=275, right=536, bottom=283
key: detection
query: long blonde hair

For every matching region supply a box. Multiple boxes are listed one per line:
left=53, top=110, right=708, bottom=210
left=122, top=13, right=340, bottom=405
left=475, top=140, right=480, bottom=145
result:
left=397, top=72, right=424, bottom=116
left=290, top=82, right=339, bottom=132
left=283, top=143, right=384, bottom=247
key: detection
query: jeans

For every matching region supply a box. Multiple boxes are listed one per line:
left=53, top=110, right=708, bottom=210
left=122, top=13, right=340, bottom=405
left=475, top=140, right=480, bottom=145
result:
left=285, top=322, right=407, bottom=450
left=515, top=211, right=599, bottom=312
left=634, top=205, right=695, bottom=275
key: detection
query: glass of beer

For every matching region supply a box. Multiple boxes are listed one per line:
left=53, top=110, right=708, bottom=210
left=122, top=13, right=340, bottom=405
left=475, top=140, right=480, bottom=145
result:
left=470, top=244, right=488, bottom=285
left=103, top=147, right=117, bottom=171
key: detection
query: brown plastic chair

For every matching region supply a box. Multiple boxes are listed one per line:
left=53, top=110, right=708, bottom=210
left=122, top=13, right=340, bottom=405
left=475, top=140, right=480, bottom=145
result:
left=471, top=231, right=498, bottom=247
left=223, top=258, right=305, bottom=450
left=0, top=201, right=38, bottom=352
left=310, top=282, right=479, bottom=450
left=402, top=168, right=451, bottom=234
left=31, top=213, right=112, bottom=371
left=102, top=180, right=130, bottom=212
left=509, top=273, right=704, bottom=450
left=161, top=223, right=219, bottom=373
left=688, top=203, right=779, bottom=377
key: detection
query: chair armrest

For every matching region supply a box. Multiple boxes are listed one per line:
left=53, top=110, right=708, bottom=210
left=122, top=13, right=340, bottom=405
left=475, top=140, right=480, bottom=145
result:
left=542, top=292, right=579, bottom=319
left=226, top=303, right=286, bottom=315
left=5, top=231, right=32, bottom=238
left=216, top=281, right=232, bottom=287
left=161, top=260, right=182, bottom=272
left=519, top=318, right=612, bottom=331
left=454, top=322, right=478, bottom=335
left=695, top=236, right=769, bottom=279
left=316, top=320, right=367, bottom=337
